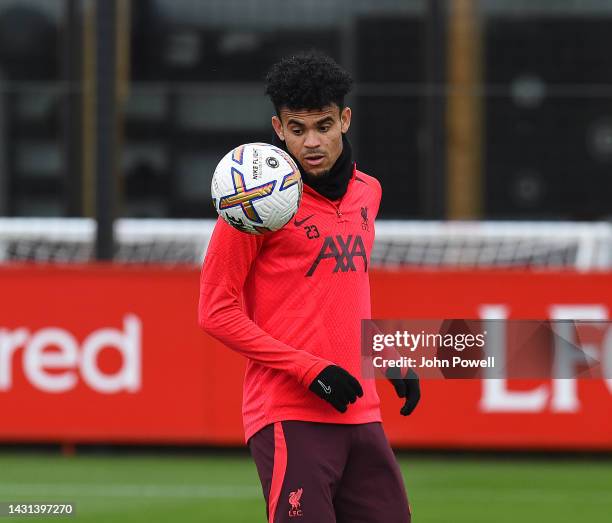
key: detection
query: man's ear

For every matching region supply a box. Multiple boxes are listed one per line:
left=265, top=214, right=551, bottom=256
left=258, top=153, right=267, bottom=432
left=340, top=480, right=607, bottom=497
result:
left=340, top=106, right=352, bottom=134
left=272, top=116, right=285, bottom=141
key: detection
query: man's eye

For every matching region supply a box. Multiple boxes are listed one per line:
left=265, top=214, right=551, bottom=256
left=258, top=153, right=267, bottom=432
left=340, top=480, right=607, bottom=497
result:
left=319, top=126, right=330, bottom=132
left=291, top=128, right=302, bottom=135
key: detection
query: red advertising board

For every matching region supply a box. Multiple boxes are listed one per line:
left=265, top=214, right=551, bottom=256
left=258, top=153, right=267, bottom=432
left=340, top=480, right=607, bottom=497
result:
left=0, top=265, right=611, bottom=449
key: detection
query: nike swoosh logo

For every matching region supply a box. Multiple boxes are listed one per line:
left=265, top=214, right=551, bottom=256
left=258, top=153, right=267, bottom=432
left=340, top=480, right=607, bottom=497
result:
left=294, top=214, right=314, bottom=227
left=317, top=380, right=332, bottom=395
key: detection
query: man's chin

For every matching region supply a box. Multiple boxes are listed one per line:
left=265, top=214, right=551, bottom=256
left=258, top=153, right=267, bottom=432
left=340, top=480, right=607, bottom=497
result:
left=304, top=168, right=330, bottom=178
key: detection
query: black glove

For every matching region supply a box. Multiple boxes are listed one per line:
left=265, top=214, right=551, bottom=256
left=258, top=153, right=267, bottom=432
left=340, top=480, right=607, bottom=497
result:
left=309, top=365, right=363, bottom=413
left=386, top=368, right=421, bottom=416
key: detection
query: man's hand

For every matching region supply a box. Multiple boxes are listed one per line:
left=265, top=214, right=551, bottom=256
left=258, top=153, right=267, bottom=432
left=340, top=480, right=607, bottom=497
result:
left=386, top=368, right=421, bottom=416
left=309, top=365, right=363, bottom=413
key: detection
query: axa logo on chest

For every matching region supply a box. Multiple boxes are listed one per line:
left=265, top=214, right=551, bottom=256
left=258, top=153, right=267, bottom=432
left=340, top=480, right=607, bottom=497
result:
left=306, top=234, right=367, bottom=276
left=0, top=315, right=141, bottom=394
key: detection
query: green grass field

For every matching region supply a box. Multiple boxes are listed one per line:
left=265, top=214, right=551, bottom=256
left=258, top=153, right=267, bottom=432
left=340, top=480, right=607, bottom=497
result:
left=0, top=452, right=611, bottom=522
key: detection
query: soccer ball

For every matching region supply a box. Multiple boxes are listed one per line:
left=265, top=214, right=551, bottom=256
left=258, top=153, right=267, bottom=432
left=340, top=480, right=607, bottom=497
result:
left=211, top=143, right=303, bottom=234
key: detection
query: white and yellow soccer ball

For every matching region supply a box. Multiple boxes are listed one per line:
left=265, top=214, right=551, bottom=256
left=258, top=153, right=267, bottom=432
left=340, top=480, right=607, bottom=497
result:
left=211, top=143, right=303, bottom=234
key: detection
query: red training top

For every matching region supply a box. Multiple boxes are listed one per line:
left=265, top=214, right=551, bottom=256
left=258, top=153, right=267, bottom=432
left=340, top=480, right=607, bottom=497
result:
left=199, top=166, right=382, bottom=441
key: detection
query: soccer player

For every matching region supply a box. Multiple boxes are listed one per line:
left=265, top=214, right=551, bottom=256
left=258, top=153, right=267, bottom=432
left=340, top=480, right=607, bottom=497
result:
left=199, top=51, right=420, bottom=523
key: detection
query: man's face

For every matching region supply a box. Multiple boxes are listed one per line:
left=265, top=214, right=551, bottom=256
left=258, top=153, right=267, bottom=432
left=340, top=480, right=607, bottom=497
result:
left=271, top=104, right=351, bottom=177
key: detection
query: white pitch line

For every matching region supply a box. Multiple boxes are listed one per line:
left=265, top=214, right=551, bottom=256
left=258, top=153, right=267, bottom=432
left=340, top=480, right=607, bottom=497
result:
left=406, top=486, right=612, bottom=504
left=0, top=484, right=261, bottom=499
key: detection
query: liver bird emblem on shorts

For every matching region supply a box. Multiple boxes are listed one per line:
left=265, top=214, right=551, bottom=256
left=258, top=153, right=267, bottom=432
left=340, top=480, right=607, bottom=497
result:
left=289, top=488, right=303, bottom=510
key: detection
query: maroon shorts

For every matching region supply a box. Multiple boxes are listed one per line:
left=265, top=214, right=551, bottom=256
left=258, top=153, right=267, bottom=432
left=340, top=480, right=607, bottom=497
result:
left=248, top=421, right=411, bottom=523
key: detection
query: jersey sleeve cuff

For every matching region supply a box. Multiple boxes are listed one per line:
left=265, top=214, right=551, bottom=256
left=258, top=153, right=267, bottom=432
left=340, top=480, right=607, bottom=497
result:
left=299, top=359, right=332, bottom=388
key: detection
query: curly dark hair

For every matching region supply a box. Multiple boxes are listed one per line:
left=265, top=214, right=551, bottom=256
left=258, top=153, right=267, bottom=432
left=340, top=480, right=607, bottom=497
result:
left=265, top=51, right=353, bottom=113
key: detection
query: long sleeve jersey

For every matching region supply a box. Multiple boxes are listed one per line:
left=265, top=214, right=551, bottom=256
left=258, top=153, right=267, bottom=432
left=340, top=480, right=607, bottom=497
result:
left=198, top=166, right=382, bottom=441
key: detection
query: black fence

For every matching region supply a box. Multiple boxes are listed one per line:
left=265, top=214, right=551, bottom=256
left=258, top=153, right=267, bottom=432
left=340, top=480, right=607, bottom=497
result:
left=0, top=0, right=610, bottom=221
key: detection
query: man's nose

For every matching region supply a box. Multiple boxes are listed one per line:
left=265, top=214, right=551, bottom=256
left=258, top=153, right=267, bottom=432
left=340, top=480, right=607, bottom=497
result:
left=304, top=130, right=321, bottom=148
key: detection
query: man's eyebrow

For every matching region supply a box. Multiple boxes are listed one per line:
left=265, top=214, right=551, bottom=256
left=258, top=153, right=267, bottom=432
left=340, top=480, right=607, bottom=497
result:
left=286, top=118, right=305, bottom=127
left=315, top=116, right=335, bottom=126
left=285, top=115, right=336, bottom=127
